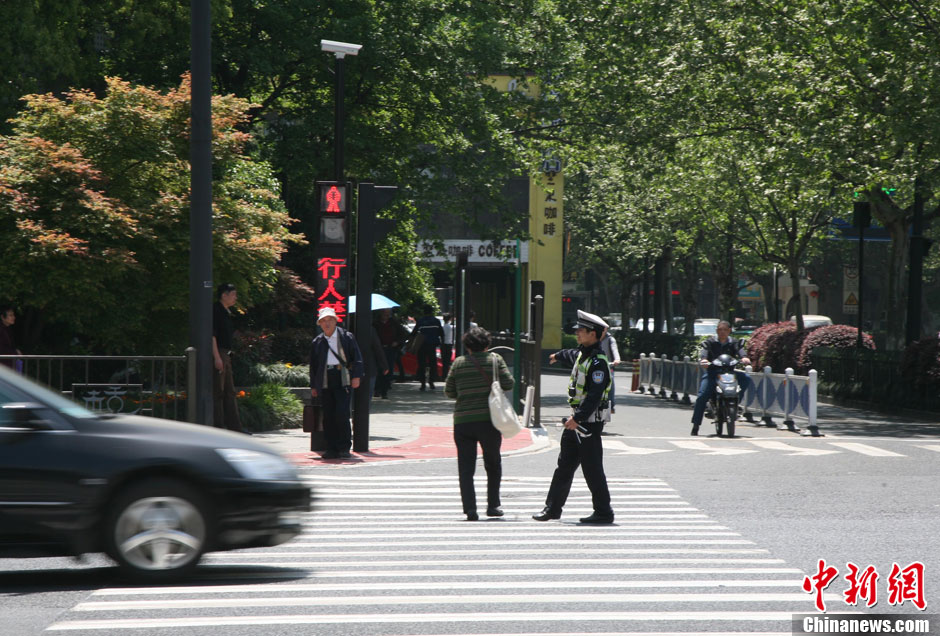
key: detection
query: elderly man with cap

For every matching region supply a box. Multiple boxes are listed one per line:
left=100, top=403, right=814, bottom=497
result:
left=534, top=309, right=615, bottom=524
left=309, top=307, right=365, bottom=459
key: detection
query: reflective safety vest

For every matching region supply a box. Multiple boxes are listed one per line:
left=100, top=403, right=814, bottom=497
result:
left=567, top=350, right=612, bottom=422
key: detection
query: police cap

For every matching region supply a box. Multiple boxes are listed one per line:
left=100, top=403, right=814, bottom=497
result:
left=576, top=309, right=609, bottom=332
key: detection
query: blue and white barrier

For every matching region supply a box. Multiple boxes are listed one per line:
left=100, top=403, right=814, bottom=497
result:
left=634, top=354, right=821, bottom=436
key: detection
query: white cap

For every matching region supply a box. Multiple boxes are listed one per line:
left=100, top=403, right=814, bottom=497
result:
left=317, top=306, right=338, bottom=322
left=576, top=309, right=608, bottom=331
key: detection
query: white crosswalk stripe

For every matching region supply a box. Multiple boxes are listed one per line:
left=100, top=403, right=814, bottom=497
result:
left=46, top=476, right=825, bottom=635
left=570, top=438, right=934, bottom=457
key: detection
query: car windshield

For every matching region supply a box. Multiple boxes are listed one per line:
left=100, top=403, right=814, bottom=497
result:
left=0, top=369, right=97, bottom=419
left=694, top=323, right=718, bottom=336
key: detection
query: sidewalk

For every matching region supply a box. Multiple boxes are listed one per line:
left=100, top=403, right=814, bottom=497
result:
left=253, top=380, right=551, bottom=467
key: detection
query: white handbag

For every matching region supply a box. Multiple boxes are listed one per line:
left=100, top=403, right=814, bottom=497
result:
left=486, top=354, right=522, bottom=438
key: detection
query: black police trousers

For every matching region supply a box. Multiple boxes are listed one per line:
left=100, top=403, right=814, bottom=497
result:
left=543, top=421, right=612, bottom=516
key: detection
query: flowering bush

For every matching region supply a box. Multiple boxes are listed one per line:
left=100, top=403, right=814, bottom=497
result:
left=237, top=382, right=303, bottom=432
left=797, top=325, right=875, bottom=372
left=248, top=362, right=310, bottom=387
left=747, top=322, right=795, bottom=370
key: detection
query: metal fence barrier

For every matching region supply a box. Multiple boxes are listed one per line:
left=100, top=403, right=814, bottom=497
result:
left=635, top=353, right=821, bottom=436
left=0, top=349, right=196, bottom=422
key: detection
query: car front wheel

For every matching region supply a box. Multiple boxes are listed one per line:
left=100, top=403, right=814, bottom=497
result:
left=105, top=478, right=209, bottom=580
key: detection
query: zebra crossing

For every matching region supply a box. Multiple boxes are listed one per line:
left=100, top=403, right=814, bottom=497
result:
left=604, top=438, right=940, bottom=457
left=45, top=475, right=828, bottom=635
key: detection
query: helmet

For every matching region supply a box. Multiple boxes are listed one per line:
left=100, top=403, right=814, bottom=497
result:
left=716, top=354, right=736, bottom=367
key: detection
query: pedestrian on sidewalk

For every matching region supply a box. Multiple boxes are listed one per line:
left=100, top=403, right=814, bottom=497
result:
left=375, top=308, right=408, bottom=395
left=535, top=309, right=614, bottom=524
left=444, top=327, right=514, bottom=521
left=440, top=313, right=455, bottom=379
left=599, top=326, right=621, bottom=413
left=309, top=307, right=364, bottom=459
left=212, top=283, right=249, bottom=434
left=0, top=304, right=22, bottom=370
left=413, top=306, right=443, bottom=391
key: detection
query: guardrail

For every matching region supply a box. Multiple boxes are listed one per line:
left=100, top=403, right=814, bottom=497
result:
left=635, top=353, right=821, bottom=436
left=0, top=350, right=196, bottom=422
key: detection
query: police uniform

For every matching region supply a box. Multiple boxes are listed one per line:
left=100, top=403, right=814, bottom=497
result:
left=533, top=310, right=615, bottom=524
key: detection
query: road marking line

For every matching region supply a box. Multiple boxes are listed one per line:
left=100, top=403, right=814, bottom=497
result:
left=916, top=444, right=940, bottom=453
left=281, top=539, right=754, bottom=548
left=604, top=440, right=674, bottom=455
left=175, top=566, right=803, bottom=577
left=827, top=442, right=906, bottom=457
left=748, top=440, right=840, bottom=456
left=46, top=611, right=813, bottom=630
left=669, top=441, right=758, bottom=454
left=74, top=592, right=831, bottom=612
left=92, top=578, right=802, bottom=595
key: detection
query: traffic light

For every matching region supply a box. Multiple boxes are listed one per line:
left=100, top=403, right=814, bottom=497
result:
left=316, top=182, right=351, bottom=247
left=853, top=201, right=871, bottom=229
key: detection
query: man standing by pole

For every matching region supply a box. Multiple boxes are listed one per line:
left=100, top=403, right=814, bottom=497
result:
left=533, top=310, right=614, bottom=525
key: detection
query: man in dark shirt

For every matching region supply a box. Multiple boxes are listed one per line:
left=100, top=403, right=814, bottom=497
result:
left=212, top=283, right=247, bottom=433
left=0, top=305, right=21, bottom=369
left=691, top=320, right=752, bottom=436
left=413, top=306, right=444, bottom=391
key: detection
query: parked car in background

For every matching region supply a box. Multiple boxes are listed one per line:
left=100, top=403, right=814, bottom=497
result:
left=0, top=366, right=310, bottom=581
left=791, top=315, right=833, bottom=328
left=693, top=318, right=721, bottom=336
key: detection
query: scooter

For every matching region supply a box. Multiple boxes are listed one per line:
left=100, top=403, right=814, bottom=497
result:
left=708, top=354, right=741, bottom=438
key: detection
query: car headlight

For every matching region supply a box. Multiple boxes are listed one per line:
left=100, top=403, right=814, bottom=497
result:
left=215, top=448, right=299, bottom=481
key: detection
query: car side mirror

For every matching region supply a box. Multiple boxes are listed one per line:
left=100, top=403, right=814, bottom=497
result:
left=0, top=403, right=55, bottom=431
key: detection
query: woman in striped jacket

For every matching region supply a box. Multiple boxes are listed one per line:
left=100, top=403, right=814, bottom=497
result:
left=444, top=327, right=514, bottom=521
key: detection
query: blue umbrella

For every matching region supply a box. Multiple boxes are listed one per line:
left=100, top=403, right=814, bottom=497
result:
left=347, top=293, right=400, bottom=313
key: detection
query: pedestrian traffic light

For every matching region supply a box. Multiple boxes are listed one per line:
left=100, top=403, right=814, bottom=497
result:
left=318, top=182, right=349, bottom=214
left=315, top=181, right=352, bottom=322
left=853, top=201, right=871, bottom=229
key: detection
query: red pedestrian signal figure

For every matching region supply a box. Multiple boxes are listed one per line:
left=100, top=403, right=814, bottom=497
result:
left=325, top=185, right=343, bottom=213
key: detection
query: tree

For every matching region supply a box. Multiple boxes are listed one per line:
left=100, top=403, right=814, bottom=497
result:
left=0, top=76, right=300, bottom=353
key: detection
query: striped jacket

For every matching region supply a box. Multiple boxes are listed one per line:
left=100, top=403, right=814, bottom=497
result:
left=444, top=351, right=514, bottom=425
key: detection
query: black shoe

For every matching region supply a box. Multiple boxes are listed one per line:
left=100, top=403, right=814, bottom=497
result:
left=579, top=512, right=615, bottom=524
left=486, top=507, right=504, bottom=517
left=339, top=451, right=352, bottom=459
left=320, top=451, right=339, bottom=459
left=466, top=513, right=479, bottom=521
left=532, top=507, right=561, bottom=521
left=419, top=385, right=426, bottom=391
left=690, top=424, right=700, bottom=436
left=428, top=384, right=436, bottom=390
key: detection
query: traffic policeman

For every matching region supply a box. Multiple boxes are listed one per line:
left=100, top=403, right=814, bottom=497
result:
left=533, top=310, right=615, bottom=524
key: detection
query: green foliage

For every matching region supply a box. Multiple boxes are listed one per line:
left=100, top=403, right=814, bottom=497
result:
left=899, top=337, right=940, bottom=397
left=797, top=325, right=875, bottom=372
left=561, top=334, right=577, bottom=349
left=619, top=329, right=700, bottom=361
left=0, top=77, right=300, bottom=353
left=236, top=383, right=303, bottom=432
left=247, top=362, right=310, bottom=388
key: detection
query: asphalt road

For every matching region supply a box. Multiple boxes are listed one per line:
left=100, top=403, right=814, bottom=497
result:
left=2, top=370, right=938, bottom=635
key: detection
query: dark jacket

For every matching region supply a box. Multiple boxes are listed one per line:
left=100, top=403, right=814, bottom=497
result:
left=554, top=343, right=611, bottom=424
left=699, top=336, right=747, bottom=362
left=414, top=316, right=444, bottom=346
left=309, top=327, right=365, bottom=389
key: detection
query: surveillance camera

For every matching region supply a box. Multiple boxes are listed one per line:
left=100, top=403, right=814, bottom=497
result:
left=320, top=39, right=362, bottom=57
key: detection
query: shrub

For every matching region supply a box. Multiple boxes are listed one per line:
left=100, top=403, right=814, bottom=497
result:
left=620, top=329, right=700, bottom=361
left=236, top=382, right=303, bottom=432
left=765, top=327, right=814, bottom=373
left=561, top=333, right=577, bottom=349
left=797, top=325, right=875, bottom=373
left=746, top=321, right=794, bottom=370
left=270, top=328, right=315, bottom=365
left=231, top=330, right=275, bottom=384
left=248, top=362, right=310, bottom=387
left=899, top=336, right=940, bottom=395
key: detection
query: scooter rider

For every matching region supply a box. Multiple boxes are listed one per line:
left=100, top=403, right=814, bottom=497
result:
left=534, top=310, right=614, bottom=524
left=691, top=320, right=752, bottom=436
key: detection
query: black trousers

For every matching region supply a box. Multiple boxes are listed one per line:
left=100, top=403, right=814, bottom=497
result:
left=544, top=422, right=612, bottom=516
left=321, top=370, right=352, bottom=453
left=440, top=344, right=453, bottom=379
left=417, top=343, right=438, bottom=386
left=453, top=420, right=502, bottom=515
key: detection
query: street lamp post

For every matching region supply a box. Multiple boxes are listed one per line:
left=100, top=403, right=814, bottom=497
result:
left=320, top=39, right=361, bottom=181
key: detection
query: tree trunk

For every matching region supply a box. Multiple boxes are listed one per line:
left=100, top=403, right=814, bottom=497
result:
left=883, top=220, right=910, bottom=351
left=788, top=260, right=803, bottom=330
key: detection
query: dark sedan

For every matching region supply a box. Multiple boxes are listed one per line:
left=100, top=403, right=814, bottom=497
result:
left=0, top=365, right=310, bottom=581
